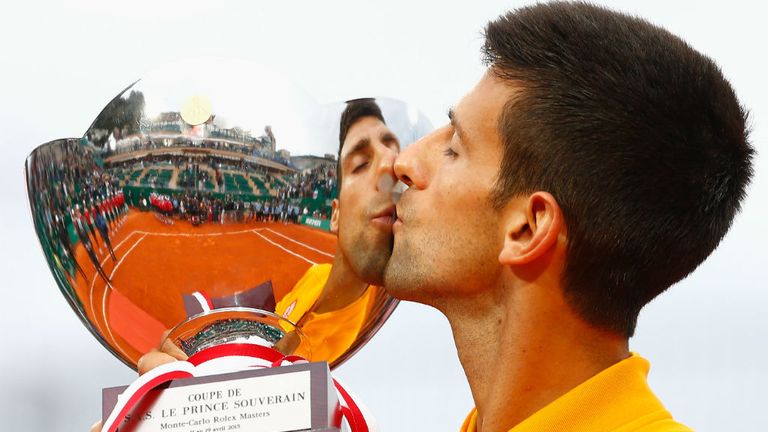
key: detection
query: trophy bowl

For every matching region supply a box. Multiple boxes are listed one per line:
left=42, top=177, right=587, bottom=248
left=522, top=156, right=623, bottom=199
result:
left=25, top=59, right=433, bottom=371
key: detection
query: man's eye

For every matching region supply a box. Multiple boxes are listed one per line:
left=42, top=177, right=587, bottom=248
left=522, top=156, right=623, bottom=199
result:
left=443, top=147, right=458, bottom=158
left=352, top=162, right=369, bottom=173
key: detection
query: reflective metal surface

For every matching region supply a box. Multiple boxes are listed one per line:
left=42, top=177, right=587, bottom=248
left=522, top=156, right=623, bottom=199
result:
left=25, top=60, right=432, bottom=370
left=165, top=308, right=312, bottom=360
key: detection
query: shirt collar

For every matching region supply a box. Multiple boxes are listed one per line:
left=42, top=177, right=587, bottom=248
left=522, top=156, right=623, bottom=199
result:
left=462, top=353, right=682, bottom=432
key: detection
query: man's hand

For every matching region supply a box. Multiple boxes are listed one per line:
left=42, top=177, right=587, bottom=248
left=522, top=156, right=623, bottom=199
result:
left=137, top=348, right=182, bottom=375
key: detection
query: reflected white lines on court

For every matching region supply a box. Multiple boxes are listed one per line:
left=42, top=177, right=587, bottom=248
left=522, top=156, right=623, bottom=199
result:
left=88, top=230, right=141, bottom=334
left=250, top=230, right=317, bottom=265
left=263, top=228, right=334, bottom=258
left=100, top=233, right=147, bottom=360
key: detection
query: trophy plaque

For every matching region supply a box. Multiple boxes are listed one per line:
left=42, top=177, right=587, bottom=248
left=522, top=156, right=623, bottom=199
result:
left=25, top=59, right=433, bottom=431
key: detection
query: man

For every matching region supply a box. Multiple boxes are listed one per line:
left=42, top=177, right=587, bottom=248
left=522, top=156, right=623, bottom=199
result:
left=54, top=212, right=89, bottom=283
left=93, top=200, right=117, bottom=262
left=72, top=206, right=111, bottom=285
left=274, top=98, right=399, bottom=362
left=384, top=3, right=753, bottom=432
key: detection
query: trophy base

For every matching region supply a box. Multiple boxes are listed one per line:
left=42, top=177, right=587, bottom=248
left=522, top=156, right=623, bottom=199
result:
left=103, top=361, right=341, bottom=432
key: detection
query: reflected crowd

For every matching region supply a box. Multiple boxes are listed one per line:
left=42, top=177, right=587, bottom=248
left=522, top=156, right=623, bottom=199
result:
left=145, top=191, right=304, bottom=226
left=28, top=140, right=128, bottom=290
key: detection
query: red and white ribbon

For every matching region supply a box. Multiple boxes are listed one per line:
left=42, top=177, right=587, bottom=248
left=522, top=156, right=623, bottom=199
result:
left=101, top=343, right=374, bottom=432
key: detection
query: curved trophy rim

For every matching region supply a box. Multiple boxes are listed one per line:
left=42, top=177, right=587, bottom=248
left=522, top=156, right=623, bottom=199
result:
left=165, top=306, right=312, bottom=360
left=83, top=79, right=141, bottom=138
left=327, top=297, right=399, bottom=369
left=167, top=306, right=305, bottom=337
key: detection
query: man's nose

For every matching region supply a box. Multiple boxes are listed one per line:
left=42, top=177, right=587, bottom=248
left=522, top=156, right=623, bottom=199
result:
left=393, top=145, right=415, bottom=188
left=375, top=146, right=398, bottom=192
left=394, top=126, right=444, bottom=189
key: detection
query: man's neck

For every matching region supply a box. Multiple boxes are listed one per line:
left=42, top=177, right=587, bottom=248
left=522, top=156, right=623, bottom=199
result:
left=313, top=254, right=369, bottom=314
left=442, top=281, right=629, bottom=432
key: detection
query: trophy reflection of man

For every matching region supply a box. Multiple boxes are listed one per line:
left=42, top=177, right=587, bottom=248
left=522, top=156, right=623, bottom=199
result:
left=275, top=98, right=400, bottom=363
left=90, top=99, right=401, bottom=432
left=131, top=99, right=400, bottom=368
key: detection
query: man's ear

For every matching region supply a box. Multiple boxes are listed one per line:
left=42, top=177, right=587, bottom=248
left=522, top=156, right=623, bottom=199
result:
left=499, top=192, right=563, bottom=266
left=330, top=198, right=340, bottom=234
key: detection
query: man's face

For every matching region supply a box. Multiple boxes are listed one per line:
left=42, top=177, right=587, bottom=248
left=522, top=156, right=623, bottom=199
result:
left=385, top=72, right=518, bottom=304
left=333, top=116, right=399, bottom=286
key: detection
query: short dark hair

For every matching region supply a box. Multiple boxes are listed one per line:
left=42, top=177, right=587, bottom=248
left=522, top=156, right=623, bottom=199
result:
left=337, top=98, right=385, bottom=185
left=484, top=2, right=753, bottom=336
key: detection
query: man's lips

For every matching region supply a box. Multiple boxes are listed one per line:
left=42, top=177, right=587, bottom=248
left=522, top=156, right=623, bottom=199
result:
left=371, top=205, right=397, bottom=226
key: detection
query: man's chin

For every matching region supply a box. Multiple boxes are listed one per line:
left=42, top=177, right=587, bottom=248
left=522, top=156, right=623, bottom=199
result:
left=382, top=254, right=424, bottom=302
left=381, top=282, right=431, bottom=306
left=354, top=251, right=391, bottom=287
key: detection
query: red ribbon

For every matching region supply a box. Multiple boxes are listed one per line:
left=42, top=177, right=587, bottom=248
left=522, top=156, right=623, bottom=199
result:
left=103, top=369, right=194, bottom=432
left=102, top=343, right=370, bottom=432
left=187, top=343, right=284, bottom=366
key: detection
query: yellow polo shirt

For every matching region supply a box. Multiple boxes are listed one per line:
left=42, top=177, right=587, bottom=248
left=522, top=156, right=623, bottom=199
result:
left=276, top=264, right=332, bottom=325
left=275, top=264, right=379, bottom=363
left=460, top=354, right=692, bottom=432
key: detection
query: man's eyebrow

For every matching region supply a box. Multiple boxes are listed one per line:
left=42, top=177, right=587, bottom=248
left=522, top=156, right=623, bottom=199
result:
left=342, top=136, right=371, bottom=161
left=380, top=130, right=400, bottom=150
left=447, top=107, right=470, bottom=146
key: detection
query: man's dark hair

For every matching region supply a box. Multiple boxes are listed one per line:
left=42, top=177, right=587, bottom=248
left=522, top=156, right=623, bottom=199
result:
left=484, top=2, right=753, bottom=336
left=337, top=98, right=385, bottom=184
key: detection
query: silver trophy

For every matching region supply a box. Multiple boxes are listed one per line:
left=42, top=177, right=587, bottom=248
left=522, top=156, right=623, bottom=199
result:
left=25, top=59, right=432, bottom=431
